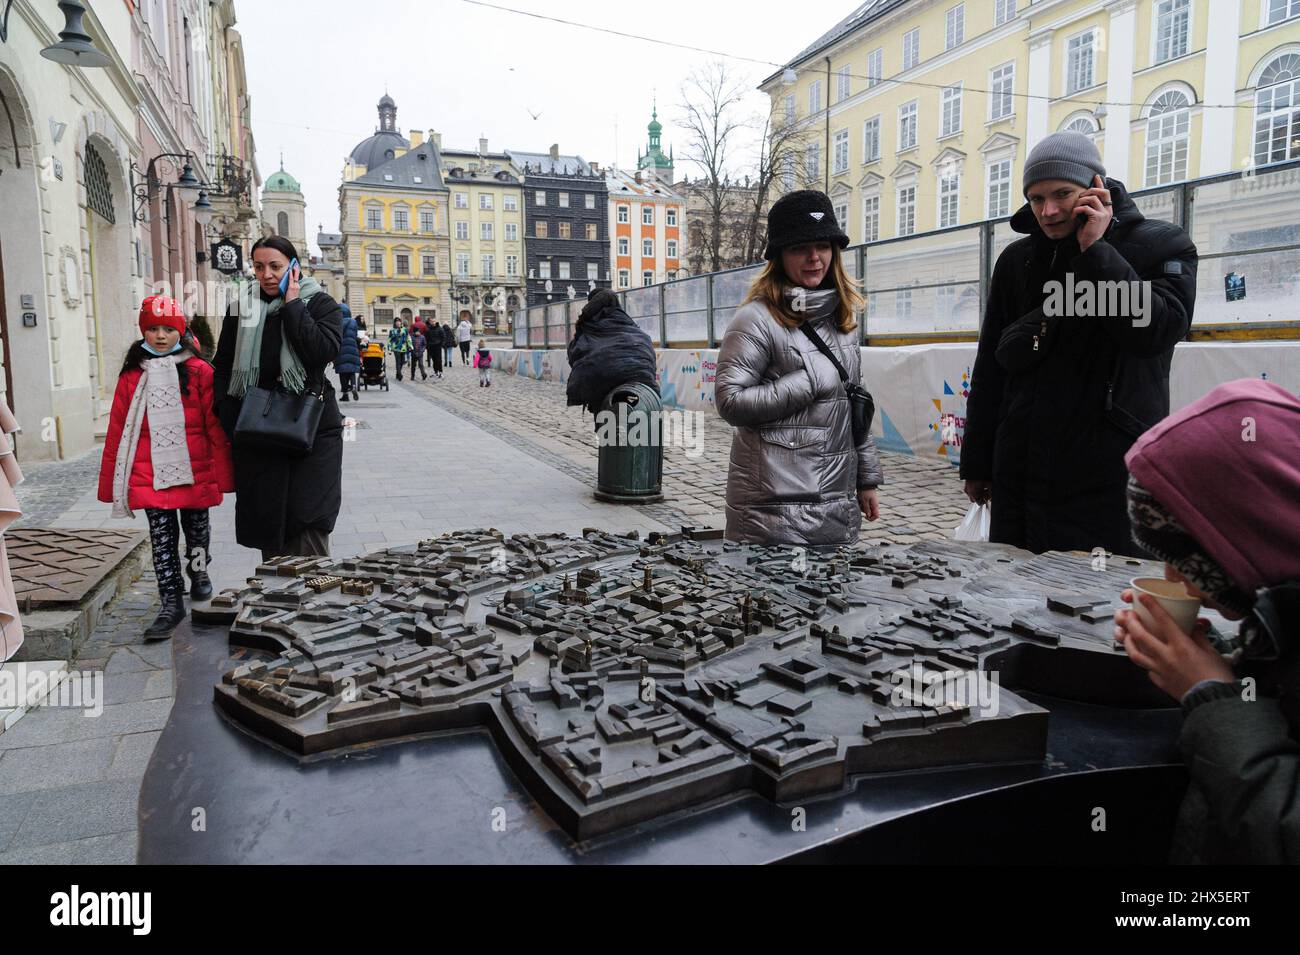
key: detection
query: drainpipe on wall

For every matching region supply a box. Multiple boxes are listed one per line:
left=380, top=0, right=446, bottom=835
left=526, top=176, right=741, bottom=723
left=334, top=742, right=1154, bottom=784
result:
left=824, top=56, right=832, bottom=192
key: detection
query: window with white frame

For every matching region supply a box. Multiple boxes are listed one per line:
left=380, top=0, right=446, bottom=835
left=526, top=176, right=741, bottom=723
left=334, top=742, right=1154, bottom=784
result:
left=395, top=253, right=409, bottom=275
left=806, top=142, right=821, bottom=182
left=559, top=192, right=570, bottom=207
left=899, top=101, right=918, bottom=150
left=863, top=116, right=881, bottom=162
left=1064, top=115, right=1098, bottom=137
left=585, top=193, right=595, bottom=209
left=481, top=222, right=494, bottom=240
left=482, top=254, right=495, bottom=279
left=667, top=207, right=678, bottom=226
left=506, top=254, right=519, bottom=276
left=535, top=190, right=546, bottom=205
left=986, top=158, right=1012, bottom=217
left=642, top=270, right=654, bottom=286
left=862, top=195, right=880, bottom=242
left=455, top=221, right=469, bottom=240
left=368, top=252, right=383, bottom=273
left=419, top=210, right=435, bottom=232
left=833, top=129, right=850, bottom=173
left=837, top=65, right=851, bottom=102
left=939, top=172, right=961, bottom=228
left=617, top=205, right=629, bottom=223
left=1255, top=55, right=1300, bottom=165
left=454, top=192, right=468, bottom=208
left=809, top=79, right=823, bottom=113
left=990, top=63, right=1014, bottom=120
left=945, top=5, right=964, bottom=50
left=365, top=206, right=382, bottom=229
left=1154, top=0, right=1190, bottom=63
left=834, top=201, right=849, bottom=233
left=1146, top=90, right=1191, bottom=185
left=422, top=254, right=436, bottom=274
left=538, top=260, right=551, bottom=279
left=456, top=253, right=470, bottom=276
left=1267, top=0, right=1300, bottom=24
left=903, top=28, right=919, bottom=70
left=557, top=221, right=571, bottom=239
left=897, top=288, right=913, bottom=320
left=504, top=194, right=518, bottom=211
left=618, top=236, right=629, bottom=256
left=941, top=84, right=962, bottom=136
left=474, top=193, right=488, bottom=210
left=782, top=154, right=796, bottom=191
left=1066, top=30, right=1096, bottom=94
left=587, top=262, right=599, bottom=279
left=393, top=207, right=409, bottom=231
left=784, top=93, right=796, bottom=125
left=505, top=222, right=518, bottom=242
left=642, top=205, right=654, bottom=225
left=618, top=269, right=630, bottom=289
left=995, top=0, right=1015, bottom=25
left=534, top=220, right=548, bottom=238
left=666, top=239, right=678, bottom=257
left=897, top=185, right=916, bottom=235
left=868, top=48, right=883, bottom=88
left=586, top=222, right=598, bottom=240
left=642, top=238, right=654, bottom=257
left=558, top=260, right=570, bottom=279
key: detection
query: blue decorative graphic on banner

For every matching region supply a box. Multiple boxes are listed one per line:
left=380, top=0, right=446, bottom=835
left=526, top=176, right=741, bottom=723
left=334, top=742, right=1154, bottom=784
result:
left=876, top=408, right=914, bottom=455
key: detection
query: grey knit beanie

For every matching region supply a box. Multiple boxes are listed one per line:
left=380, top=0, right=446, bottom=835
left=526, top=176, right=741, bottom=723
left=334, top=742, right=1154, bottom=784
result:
left=1023, top=131, right=1106, bottom=195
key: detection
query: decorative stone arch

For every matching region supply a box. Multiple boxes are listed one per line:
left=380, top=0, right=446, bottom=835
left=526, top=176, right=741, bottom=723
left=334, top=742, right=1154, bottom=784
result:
left=75, top=108, right=137, bottom=417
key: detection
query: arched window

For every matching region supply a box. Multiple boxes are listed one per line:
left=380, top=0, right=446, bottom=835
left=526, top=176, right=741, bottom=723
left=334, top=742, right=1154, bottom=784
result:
left=1254, top=53, right=1300, bottom=166
left=85, top=143, right=115, bottom=224
left=1145, top=90, right=1190, bottom=185
left=1061, top=115, right=1098, bottom=138
left=277, top=211, right=289, bottom=236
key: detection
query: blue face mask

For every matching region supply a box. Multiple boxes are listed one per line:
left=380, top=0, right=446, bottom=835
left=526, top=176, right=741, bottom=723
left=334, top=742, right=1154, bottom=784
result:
left=142, top=340, right=183, bottom=357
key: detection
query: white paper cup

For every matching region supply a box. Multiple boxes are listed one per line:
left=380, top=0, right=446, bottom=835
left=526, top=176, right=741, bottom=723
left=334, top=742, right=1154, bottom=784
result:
left=1129, top=576, right=1201, bottom=635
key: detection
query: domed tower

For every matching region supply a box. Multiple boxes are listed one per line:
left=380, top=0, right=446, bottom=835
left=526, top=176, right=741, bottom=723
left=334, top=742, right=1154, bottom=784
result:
left=260, top=156, right=308, bottom=258
left=636, top=101, right=674, bottom=184
left=348, top=93, right=409, bottom=175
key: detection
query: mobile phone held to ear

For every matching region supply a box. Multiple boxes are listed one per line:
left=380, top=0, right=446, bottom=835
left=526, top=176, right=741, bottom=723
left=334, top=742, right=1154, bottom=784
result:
left=279, top=258, right=300, bottom=296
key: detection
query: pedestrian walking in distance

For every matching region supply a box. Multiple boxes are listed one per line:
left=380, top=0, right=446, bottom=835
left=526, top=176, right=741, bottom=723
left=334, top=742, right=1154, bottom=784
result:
left=213, top=236, right=345, bottom=560
left=98, top=296, right=234, bottom=638
left=474, top=339, right=493, bottom=387
left=960, top=131, right=1197, bottom=555
left=427, top=320, right=444, bottom=379
left=388, top=317, right=412, bottom=381
left=715, top=189, right=883, bottom=546
left=457, top=316, right=473, bottom=364
left=442, top=322, right=455, bottom=368
left=410, top=325, right=428, bottom=380
left=335, top=303, right=361, bottom=402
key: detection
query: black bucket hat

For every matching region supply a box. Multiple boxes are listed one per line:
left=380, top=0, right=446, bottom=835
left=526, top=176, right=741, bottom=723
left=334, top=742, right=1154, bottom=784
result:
left=763, top=189, right=850, bottom=261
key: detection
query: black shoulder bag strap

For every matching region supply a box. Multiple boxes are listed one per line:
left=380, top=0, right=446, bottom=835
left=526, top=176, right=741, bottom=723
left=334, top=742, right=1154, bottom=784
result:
left=799, top=321, right=876, bottom=446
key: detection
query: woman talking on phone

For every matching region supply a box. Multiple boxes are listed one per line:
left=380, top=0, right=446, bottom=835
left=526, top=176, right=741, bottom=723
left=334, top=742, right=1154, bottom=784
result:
left=213, top=236, right=345, bottom=559
left=714, top=190, right=882, bottom=546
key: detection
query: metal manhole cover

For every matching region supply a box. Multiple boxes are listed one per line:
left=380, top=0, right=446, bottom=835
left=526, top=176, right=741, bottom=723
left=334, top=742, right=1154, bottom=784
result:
left=9, top=527, right=147, bottom=605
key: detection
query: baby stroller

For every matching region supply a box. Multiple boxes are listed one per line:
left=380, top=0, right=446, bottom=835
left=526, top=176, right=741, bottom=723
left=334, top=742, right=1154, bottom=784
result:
left=360, top=341, right=389, bottom=391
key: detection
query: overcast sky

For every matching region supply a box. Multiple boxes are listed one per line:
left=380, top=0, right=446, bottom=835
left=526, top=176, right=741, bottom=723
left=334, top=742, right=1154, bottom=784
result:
left=239, top=0, right=847, bottom=255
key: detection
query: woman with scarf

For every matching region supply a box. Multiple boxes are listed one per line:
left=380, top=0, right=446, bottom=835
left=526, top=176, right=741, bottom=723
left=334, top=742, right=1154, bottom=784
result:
left=98, top=296, right=234, bottom=637
left=213, top=236, right=345, bottom=560
left=714, top=190, right=883, bottom=546
left=1115, top=379, right=1300, bottom=863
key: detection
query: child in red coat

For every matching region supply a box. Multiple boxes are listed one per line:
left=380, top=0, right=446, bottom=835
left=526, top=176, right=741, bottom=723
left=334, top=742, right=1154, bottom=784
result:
left=98, top=296, right=234, bottom=638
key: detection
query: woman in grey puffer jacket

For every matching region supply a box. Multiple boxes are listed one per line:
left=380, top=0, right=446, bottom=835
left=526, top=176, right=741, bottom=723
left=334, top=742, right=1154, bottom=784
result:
left=715, top=190, right=883, bottom=546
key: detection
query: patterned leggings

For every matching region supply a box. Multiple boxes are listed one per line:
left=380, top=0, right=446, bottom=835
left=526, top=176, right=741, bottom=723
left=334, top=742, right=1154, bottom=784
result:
left=145, top=508, right=210, bottom=597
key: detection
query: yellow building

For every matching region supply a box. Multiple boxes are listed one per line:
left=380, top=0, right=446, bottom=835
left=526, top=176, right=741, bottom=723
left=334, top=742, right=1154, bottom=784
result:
left=438, top=139, right=526, bottom=333
left=340, top=95, right=451, bottom=332
left=763, top=0, right=1300, bottom=242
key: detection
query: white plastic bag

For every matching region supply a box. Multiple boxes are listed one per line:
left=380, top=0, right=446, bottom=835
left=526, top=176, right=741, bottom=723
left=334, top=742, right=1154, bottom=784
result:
left=953, top=503, right=990, bottom=542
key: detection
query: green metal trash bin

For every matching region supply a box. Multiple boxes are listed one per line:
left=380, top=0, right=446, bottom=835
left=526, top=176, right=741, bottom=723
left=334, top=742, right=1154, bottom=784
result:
left=594, top=381, right=664, bottom=503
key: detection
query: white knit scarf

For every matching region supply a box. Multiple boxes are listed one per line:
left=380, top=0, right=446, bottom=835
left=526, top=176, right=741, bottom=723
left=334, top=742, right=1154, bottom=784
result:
left=111, top=350, right=196, bottom=519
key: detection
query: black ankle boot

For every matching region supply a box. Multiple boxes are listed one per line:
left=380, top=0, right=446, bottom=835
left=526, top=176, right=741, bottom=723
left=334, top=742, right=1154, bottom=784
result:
left=144, top=589, right=186, bottom=639
left=189, top=571, right=213, bottom=602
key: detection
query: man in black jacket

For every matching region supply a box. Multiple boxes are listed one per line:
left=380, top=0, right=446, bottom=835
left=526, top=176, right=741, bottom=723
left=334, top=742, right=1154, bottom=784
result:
left=960, top=131, right=1197, bottom=555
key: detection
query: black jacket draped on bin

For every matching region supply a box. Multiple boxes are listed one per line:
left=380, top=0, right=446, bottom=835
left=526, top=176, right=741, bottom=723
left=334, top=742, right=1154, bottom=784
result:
left=566, top=297, right=659, bottom=415
left=213, top=290, right=345, bottom=551
left=959, top=178, right=1198, bottom=555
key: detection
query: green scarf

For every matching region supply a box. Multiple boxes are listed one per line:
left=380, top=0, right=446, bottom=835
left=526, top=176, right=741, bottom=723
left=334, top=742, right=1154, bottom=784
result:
left=229, top=276, right=323, bottom=397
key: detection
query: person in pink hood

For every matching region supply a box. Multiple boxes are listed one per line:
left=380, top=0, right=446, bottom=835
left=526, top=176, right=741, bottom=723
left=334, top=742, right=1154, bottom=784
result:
left=1115, top=378, right=1300, bottom=863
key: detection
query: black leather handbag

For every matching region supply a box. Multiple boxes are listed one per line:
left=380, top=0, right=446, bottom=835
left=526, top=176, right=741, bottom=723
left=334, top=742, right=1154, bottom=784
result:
left=799, top=322, right=876, bottom=446
left=233, top=381, right=326, bottom=457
